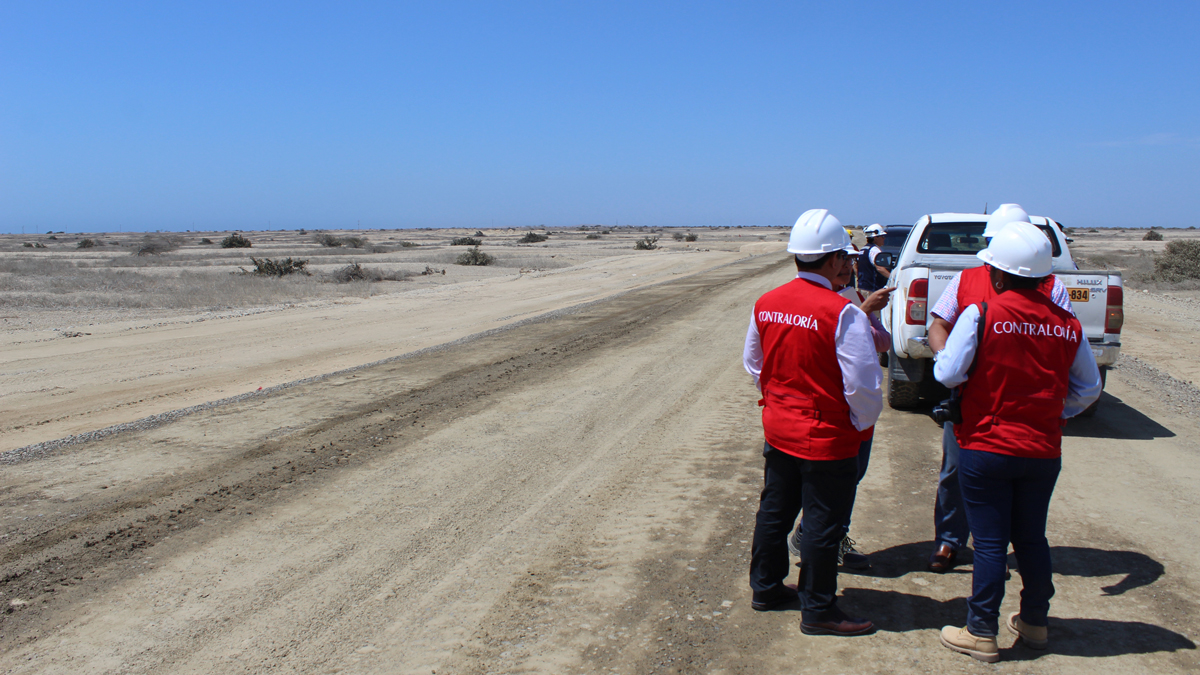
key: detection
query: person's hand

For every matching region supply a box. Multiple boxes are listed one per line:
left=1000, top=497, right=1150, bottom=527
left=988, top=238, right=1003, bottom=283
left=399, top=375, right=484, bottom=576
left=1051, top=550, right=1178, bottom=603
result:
left=860, top=286, right=896, bottom=314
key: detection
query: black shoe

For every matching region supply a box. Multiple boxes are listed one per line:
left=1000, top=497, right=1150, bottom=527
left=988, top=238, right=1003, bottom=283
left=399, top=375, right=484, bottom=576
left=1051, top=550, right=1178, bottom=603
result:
left=839, top=535, right=871, bottom=570
left=751, top=583, right=799, bottom=611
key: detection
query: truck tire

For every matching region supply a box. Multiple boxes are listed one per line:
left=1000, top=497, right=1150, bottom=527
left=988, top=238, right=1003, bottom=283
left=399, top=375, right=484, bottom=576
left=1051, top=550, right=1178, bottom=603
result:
left=1077, top=366, right=1108, bottom=418
left=888, top=375, right=922, bottom=410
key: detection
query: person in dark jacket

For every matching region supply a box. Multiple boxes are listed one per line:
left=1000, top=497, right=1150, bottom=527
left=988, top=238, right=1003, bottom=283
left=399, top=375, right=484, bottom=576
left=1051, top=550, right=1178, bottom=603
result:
left=856, top=224, right=889, bottom=292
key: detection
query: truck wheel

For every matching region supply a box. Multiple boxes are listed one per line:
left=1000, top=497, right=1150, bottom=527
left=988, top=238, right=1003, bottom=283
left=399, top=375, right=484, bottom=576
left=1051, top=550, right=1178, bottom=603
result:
left=888, top=376, right=922, bottom=410
left=1077, top=366, right=1108, bottom=418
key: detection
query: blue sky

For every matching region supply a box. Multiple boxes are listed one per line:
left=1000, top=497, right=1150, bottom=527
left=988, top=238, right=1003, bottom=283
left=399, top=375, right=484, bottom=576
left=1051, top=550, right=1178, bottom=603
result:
left=2, top=1, right=1197, bottom=233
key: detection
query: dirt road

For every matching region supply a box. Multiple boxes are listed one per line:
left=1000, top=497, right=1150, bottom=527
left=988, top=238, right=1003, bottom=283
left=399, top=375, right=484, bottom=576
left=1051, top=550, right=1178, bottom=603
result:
left=2, top=253, right=1198, bottom=673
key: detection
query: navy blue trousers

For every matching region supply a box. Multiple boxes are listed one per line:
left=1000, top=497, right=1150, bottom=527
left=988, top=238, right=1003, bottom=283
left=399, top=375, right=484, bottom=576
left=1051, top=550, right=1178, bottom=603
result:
left=959, top=447, right=1061, bottom=637
left=749, top=443, right=858, bottom=622
left=934, top=422, right=971, bottom=550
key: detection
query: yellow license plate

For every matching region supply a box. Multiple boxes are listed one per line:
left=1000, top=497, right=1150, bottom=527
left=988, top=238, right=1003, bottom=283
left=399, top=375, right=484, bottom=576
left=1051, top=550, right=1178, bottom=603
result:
left=1069, top=288, right=1090, bottom=302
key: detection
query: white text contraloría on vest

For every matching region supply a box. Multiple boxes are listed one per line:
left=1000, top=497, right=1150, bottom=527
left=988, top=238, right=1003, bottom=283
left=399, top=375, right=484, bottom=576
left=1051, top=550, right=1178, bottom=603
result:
left=991, top=321, right=1078, bottom=342
left=759, top=311, right=819, bottom=330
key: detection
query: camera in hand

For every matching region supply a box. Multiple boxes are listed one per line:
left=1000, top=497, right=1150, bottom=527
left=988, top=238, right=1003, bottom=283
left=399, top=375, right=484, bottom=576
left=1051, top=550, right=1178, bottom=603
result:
left=931, top=393, right=962, bottom=427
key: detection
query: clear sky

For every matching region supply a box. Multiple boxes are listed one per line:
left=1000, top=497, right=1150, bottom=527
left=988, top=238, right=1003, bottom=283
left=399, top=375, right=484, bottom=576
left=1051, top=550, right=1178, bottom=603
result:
left=2, top=1, right=1197, bottom=233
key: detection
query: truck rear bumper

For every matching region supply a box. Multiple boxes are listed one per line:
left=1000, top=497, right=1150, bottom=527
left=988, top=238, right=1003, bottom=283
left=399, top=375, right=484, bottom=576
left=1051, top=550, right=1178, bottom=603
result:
left=1090, top=341, right=1120, bottom=366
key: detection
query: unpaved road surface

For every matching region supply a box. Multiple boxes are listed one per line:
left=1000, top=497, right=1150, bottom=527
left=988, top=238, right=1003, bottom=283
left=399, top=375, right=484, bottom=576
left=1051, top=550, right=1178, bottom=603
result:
left=2, top=253, right=1198, bottom=673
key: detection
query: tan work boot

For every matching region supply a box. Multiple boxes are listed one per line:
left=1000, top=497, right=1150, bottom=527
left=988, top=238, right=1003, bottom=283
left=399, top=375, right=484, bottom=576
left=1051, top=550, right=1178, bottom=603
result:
left=940, top=625, right=1000, bottom=662
left=1007, top=612, right=1048, bottom=649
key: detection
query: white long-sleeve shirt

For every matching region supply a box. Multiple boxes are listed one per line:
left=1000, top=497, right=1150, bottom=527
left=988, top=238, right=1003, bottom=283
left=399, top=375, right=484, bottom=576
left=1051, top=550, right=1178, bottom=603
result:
left=743, top=271, right=884, bottom=431
left=933, top=303, right=1103, bottom=418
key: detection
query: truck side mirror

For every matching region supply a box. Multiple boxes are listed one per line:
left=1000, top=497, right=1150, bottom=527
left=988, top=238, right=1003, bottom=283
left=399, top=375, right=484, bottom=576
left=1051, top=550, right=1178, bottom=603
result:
left=875, top=252, right=896, bottom=270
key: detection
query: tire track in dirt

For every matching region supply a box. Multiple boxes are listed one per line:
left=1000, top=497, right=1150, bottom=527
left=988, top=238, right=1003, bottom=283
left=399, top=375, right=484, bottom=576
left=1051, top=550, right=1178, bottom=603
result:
left=0, top=254, right=790, bottom=666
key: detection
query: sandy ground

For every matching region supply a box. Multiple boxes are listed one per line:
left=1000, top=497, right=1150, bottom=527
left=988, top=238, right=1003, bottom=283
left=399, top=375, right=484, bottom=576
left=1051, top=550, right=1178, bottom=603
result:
left=1, top=231, right=1198, bottom=673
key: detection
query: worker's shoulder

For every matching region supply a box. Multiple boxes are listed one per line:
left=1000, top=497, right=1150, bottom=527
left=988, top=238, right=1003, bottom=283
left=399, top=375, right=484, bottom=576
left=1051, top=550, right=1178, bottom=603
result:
left=757, top=278, right=847, bottom=307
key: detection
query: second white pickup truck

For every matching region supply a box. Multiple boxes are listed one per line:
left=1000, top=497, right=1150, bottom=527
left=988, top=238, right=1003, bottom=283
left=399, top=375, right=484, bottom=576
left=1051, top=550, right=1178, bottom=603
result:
left=878, top=213, right=1123, bottom=414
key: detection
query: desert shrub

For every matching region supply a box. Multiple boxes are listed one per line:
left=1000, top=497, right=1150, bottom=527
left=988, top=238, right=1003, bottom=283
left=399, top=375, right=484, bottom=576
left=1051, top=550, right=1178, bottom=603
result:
left=23, top=242, right=47, bottom=249
left=342, top=236, right=368, bottom=249
left=685, top=232, right=698, bottom=242
left=221, top=233, right=253, bottom=248
left=474, top=230, right=485, bottom=236
left=601, top=230, right=611, bottom=235
left=315, top=233, right=343, bottom=247
left=422, top=265, right=445, bottom=275
left=243, top=257, right=309, bottom=277
left=329, top=262, right=409, bottom=283
left=200, top=238, right=214, bottom=244
left=1143, top=229, right=1164, bottom=241
left=47, top=235, right=58, bottom=240
left=672, top=232, right=685, bottom=241
left=400, top=241, right=419, bottom=247
left=634, top=236, right=659, bottom=250
left=138, top=234, right=181, bottom=255
left=586, top=233, right=601, bottom=240
left=299, top=229, right=307, bottom=235
left=519, top=232, right=549, bottom=244
left=1154, top=240, right=1200, bottom=281
left=77, top=238, right=97, bottom=249
left=455, top=246, right=494, bottom=266
left=451, top=236, right=482, bottom=246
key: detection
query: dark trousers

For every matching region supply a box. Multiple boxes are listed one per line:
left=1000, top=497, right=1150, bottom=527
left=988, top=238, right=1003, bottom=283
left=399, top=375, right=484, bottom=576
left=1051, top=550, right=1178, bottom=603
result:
left=959, top=447, right=1061, bottom=637
left=750, top=443, right=858, bottom=622
left=799, top=436, right=872, bottom=534
left=934, top=422, right=971, bottom=550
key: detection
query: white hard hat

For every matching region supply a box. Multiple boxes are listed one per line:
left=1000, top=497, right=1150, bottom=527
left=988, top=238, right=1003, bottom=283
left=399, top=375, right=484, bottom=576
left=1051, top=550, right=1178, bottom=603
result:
left=977, top=221, right=1052, bottom=278
left=863, top=223, right=886, bottom=237
left=983, top=203, right=1031, bottom=238
left=788, top=209, right=852, bottom=259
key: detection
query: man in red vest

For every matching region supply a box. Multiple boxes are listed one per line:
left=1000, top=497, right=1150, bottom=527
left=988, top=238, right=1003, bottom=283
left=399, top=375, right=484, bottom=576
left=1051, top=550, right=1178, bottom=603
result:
left=933, top=222, right=1101, bottom=662
left=925, top=204, right=1075, bottom=573
left=743, top=209, right=883, bottom=636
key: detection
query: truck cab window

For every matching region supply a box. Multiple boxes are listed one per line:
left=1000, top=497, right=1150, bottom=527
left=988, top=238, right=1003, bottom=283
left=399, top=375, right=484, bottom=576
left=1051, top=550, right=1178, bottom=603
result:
left=916, top=223, right=988, bottom=254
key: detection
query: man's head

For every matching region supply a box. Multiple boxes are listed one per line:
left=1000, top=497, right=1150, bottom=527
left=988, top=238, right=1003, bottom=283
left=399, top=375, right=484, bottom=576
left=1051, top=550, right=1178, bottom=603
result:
left=979, top=221, right=1052, bottom=291
left=788, top=209, right=854, bottom=285
left=795, top=248, right=852, bottom=285
left=863, top=223, right=886, bottom=246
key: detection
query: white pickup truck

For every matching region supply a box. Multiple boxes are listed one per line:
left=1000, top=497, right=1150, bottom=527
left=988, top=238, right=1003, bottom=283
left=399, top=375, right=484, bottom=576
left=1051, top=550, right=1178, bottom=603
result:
left=878, top=213, right=1123, bottom=414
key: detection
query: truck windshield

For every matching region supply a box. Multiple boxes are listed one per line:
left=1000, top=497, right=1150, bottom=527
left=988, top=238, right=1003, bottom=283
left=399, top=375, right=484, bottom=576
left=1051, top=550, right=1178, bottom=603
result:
left=916, top=223, right=987, bottom=254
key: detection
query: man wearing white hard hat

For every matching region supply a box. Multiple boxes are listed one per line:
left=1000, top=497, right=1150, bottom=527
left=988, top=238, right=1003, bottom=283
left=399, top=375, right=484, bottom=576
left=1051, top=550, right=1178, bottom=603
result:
left=742, top=209, right=882, bottom=636
left=857, top=224, right=890, bottom=292
left=924, top=204, right=1075, bottom=575
left=932, top=221, right=1101, bottom=662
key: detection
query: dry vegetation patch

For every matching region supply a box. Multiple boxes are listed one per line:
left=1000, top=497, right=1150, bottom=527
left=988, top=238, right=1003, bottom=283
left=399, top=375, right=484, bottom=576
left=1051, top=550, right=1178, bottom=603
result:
left=1072, top=228, right=1200, bottom=290
left=0, top=224, right=743, bottom=317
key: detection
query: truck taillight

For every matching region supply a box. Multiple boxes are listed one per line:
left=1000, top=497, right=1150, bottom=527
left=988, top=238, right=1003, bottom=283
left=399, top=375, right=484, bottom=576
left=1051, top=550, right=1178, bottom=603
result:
left=1106, top=286, right=1123, bottom=334
left=906, top=279, right=928, bottom=325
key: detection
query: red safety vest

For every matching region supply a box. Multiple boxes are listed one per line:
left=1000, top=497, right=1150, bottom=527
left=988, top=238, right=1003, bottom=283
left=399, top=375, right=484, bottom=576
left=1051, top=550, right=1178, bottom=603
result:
left=955, top=289, right=1082, bottom=458
left=754, top=278, right=866, bottom=461
left=956, top=265, right=1055, bottom=317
